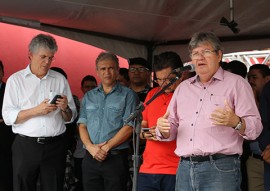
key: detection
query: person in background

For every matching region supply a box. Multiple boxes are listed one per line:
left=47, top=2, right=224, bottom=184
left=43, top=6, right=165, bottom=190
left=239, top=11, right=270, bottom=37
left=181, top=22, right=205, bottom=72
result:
left=73, top=75, right=98, bottom=191
left=156, top=32, right=262, bottom=191
left=138, top=51, right=187, bottom=191
left=80, top=75, right=98, bottom=95
left=128, top=57, right=152, bottom=102
left=78, top=51, right=139, bottom=191
left=50, top=66, right=80, bottom=191
left=248, top=64, right=270, bottom=106
left=0, top=60, right=15, bottom=191
left=2, top=34, right=77, bottom=191
left=118, top=68, right=130, bottom=87
left=247, top=64, right=270, bottom=191
left=258, top=80, right=270, bottom=191
left=222, top=60, right=248, bottom=79
left=127, top=57, right=152, bottom=169
left=50, top=66, right=80, bottom=143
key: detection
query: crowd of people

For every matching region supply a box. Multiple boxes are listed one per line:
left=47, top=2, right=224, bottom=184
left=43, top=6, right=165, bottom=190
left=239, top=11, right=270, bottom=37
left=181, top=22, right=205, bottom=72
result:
left=0, top=31, right=270, bottom=191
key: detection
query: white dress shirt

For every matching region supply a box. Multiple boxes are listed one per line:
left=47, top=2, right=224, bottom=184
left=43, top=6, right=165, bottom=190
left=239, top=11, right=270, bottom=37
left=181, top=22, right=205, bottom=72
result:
left=2, top=65, right=77, bottom=137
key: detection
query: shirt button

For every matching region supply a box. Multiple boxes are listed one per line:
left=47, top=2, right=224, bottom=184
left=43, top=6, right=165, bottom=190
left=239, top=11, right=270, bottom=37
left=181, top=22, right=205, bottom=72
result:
left=190, top=139, right=192, bottom=141
left=200, top=99, right=202, bottom=101
left=191, top=124, right=193, bottom=126
left=204, top=87, right=206, bottom=89
left=196, top=112, right=198, bottom=114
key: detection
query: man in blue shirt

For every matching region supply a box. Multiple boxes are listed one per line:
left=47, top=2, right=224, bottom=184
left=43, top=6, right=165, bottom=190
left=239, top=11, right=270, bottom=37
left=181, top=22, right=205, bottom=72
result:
left=78, top=51, right=139, bottom=191
left=259, top=81, right=270, bottom=191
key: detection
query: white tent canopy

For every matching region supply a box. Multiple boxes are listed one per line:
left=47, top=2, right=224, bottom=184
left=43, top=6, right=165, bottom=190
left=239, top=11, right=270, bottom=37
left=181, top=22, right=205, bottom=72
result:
left=0, top=0, right=270, bottom=62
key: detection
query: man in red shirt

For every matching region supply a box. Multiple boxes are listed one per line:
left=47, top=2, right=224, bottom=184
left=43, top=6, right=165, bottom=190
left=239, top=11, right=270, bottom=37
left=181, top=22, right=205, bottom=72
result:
left=137, top=51, right=194, bottom=190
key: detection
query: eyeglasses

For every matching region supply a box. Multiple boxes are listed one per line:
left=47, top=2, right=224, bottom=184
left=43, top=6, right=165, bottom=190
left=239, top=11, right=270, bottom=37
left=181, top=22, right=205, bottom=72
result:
left=154, top=77, right=175, bottom=84
left=129, top=67, right=149, bottom=73
left=190, top=49, right=217, bottom=60
left=39, top=55, right=55, bottom=62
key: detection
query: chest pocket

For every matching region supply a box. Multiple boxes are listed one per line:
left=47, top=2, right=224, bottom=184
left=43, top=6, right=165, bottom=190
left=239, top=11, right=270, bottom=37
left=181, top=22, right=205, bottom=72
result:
left=210, top=95, right=227, bottom=107
left=207, top=95, right=228, bottom=116
left=86, top=104, right=99, bottom=128
left=106, top=104, right=124, bottom=126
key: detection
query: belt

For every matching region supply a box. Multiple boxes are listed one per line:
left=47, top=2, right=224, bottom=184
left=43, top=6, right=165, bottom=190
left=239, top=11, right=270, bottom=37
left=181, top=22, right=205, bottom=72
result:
left=108, top=149, right=129, bottom=156
left=18, top=134, right=64, bottom=144
left=249, top=152, right=263, bottom=160
left=181, top=154, right=239, bottom=162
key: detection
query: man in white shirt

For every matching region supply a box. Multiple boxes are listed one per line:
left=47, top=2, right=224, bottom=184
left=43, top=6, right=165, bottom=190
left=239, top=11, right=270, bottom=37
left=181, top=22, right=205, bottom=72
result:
left=2, top=34, right=77, bottom=191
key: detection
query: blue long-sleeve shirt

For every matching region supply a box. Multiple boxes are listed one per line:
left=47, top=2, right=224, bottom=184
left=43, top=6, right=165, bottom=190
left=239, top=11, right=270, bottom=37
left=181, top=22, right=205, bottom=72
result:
left=77, top=82, right=139, bottom=150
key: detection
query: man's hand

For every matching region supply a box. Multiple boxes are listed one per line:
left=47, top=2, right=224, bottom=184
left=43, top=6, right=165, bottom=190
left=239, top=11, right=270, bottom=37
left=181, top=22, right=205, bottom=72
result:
left=210, top=100, right=239, bottom=127
left=87, top=142, right=108, bottom=162
left=156, top=111, right=170, bottom=138
left=142, top=126, right=158, bottom=141
left=101, top=142, right=111, bottom=153
left=52, top=95, right=68, bottom=111
left=262, top=144, right=270, bottom=164
left=38, top=99, right=57, bottom=115
left=14, top=99, right=57, bottom=124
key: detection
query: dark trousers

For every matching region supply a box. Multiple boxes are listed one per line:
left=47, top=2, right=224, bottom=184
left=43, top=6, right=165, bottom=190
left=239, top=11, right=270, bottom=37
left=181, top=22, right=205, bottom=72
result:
left=265, top=162, right=270, bottom=191
left=0, top=124, right=15, bottom=191
left=74, top=157, right=83, bottom=191
left=82, top=151, right=129, bottom=191
left=12, top=135, right=68, bottom=191
left=137, top=173, right=176, bottom=191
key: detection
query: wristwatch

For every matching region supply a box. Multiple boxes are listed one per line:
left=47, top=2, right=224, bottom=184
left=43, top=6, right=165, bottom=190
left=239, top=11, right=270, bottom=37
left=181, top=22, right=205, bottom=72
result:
left=234, top=117, right=242, bottom=131
left=61, top=105, right=70, bottom=113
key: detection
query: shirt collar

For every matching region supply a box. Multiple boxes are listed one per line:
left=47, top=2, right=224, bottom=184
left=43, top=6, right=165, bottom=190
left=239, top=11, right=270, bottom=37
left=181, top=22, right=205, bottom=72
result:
left=212, top=67, right=224, bottom=81
left=189, top=66, right=224, bottom=84
left=23, top=64, right=54, bottom=79
left=97, top=82, right=122, bottom=94
left=23, top=64, right=32, bottom=77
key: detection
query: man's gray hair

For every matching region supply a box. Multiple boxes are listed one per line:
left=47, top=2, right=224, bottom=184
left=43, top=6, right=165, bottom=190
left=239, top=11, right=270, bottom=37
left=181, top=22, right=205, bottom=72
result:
left=188, top=32, right=223, bottom=53
left=29, top=34, right=58, bottom=53
left=95, top=51, right=119, bottom=69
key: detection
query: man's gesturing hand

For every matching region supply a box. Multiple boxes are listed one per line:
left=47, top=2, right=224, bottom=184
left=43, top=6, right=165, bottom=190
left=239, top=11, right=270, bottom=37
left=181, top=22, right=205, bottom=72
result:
left=156, top=111, right=170, bottom=138
left=210, top=100, right=240, bottom=128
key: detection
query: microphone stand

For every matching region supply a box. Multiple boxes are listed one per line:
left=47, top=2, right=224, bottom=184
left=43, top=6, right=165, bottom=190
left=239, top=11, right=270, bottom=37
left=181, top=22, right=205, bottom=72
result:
left=124, top=74, right=180, bottom=191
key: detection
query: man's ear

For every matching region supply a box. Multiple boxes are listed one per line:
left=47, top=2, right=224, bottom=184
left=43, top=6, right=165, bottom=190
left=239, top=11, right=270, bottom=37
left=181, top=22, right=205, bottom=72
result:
left=28, top=52, right=32, bottom=60
left=218, top=50, right=223, bottom=62
left=266, top=75, right=270, bottom=82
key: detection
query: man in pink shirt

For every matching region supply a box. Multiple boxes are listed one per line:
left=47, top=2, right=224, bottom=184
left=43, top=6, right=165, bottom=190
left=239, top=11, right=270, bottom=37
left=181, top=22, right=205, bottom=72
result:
left=156, top=32, right=262, bottom=191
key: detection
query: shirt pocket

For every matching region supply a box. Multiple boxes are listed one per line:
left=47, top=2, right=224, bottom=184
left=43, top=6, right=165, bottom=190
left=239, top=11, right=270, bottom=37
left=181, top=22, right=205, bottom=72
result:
left=86, top=104, right=99, bottom=128
left=106, top=104, right=124, bottom=127
left=210, top=95, right=227, bottom=108
left=206, top=95, right=227, bottom=117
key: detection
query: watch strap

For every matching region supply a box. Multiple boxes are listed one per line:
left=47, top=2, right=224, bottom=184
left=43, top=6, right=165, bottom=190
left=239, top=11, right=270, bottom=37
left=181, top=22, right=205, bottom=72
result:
left=61, top=105, right=70, bottom=113
left=234, top=117, right=242, bottom=130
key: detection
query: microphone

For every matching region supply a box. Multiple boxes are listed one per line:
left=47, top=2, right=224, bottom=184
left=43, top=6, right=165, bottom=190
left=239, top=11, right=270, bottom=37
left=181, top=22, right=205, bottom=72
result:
left=173, top=64, right=195, bottom=73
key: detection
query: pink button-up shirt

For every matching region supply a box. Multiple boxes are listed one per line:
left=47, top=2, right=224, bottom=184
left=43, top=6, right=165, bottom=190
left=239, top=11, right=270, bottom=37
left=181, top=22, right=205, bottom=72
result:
left=159, top=67, right=262, bottom=157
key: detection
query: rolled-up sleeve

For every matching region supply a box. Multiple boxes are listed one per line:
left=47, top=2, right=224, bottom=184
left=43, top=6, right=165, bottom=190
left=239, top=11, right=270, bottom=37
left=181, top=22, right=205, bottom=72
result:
left=2, top=76, right=21, bottom=125
left=77, top=95, right=87, bottom=126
